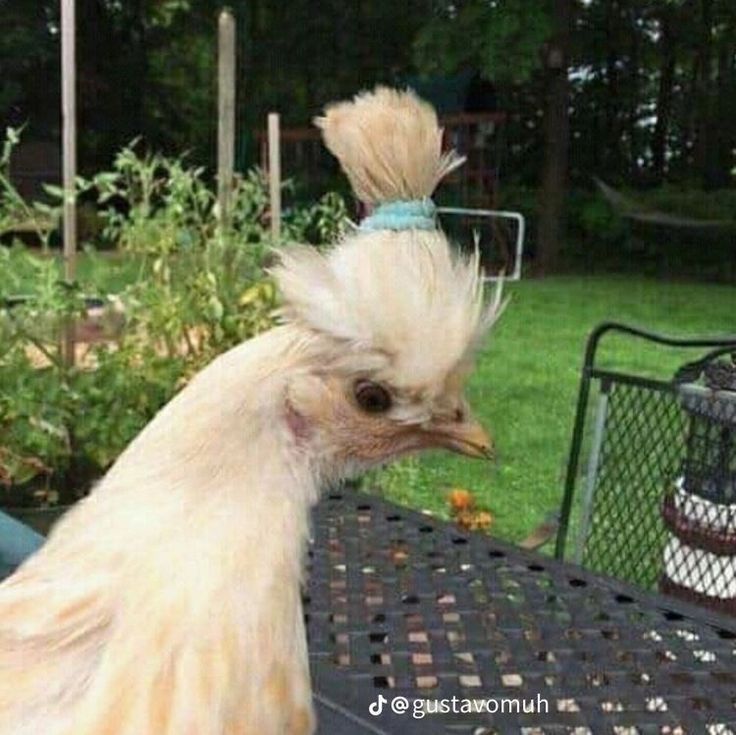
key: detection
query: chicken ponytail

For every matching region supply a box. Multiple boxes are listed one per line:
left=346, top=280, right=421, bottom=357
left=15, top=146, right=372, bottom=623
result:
left=314, top=87, right=464, bottom=230
left=274, top=87, right=505, bottom=370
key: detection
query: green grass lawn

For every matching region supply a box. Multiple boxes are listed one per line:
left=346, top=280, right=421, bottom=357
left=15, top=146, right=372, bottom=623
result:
left=374, top=275, right=735, bottom=546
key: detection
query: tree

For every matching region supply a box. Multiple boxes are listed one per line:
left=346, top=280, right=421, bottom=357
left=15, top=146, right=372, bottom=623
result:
left=1, top=1, right=60, bottom=135
left=414, top=0, right=574, bottom=272
left=691, top=0, right=736, bottom=188
left=2, top=0, right=436, bottom=172
left=651, top=2, right=678, bottom=181
left=3, top=0, right=736, bottom=217
left=537, top=0, right=573, bottom=274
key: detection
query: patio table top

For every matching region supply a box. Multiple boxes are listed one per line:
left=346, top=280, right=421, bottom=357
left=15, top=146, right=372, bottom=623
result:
left=308, top=489, right=736, bottom=734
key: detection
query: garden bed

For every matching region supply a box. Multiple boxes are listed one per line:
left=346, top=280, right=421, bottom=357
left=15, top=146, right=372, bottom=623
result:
left=1, top=137, right=348, bottom=513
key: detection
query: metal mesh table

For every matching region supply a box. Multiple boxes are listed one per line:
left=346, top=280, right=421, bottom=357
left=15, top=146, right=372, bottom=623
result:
left=308, top=489, right=736, bottom=734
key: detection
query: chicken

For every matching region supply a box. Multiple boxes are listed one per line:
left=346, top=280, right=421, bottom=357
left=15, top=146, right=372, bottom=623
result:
left=0, top=87, right=505, bottom=735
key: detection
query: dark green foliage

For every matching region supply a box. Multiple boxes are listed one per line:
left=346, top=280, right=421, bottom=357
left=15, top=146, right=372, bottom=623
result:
left=411, top=0, right=736, bottom=191
left=414, top=0, right=552, bottom=84
left=2, top=0, right=435, bottom=171
left=500, top=183, right=736, bottom=280
left=2, top=1, right=735, bottom=271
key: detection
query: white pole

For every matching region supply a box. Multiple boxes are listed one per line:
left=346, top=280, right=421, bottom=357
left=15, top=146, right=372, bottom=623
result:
left=267, top=112, right=281, bottom=242
left=217, top=9, right=236, bottom=228
left=61, top=0, right=77, bottom=366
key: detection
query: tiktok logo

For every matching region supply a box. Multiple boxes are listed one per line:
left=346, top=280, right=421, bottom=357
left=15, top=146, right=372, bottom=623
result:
left=369, top=694, right=388, bottom=716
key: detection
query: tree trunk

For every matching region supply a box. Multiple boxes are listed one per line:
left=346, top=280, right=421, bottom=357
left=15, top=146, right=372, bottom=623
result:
left=694, top=0, right=715, bottom=188
left=721, top=40, right=736, bottom=179
left=651, top=8, right=676, bottom=181
left=603, top=0, right=621, bottom=175
left=627, top=4, right=641, bottom=181
left=708, top=42, right=735, bottom=188
left=536, top=0, right=573, bottom=275
left=130, top=0, right=147, bottom=142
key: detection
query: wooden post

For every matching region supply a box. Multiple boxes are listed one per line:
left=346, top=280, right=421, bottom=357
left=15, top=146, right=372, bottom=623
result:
left=267, top=112, right=281, bottom=242
left=61, top=0, right=77, bottom=366
left=217, top=8, right=236, bottom=228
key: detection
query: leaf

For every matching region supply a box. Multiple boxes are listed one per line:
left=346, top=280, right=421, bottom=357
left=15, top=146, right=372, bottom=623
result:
left=41, top=183, right=66, bottom=200
left=239, top=283, right=264, bottom=306
left=208, top=296, right=224, bottom=321
left=0, top=450, right=50, bottom=486
left=28, top=416, right=69, bottom=441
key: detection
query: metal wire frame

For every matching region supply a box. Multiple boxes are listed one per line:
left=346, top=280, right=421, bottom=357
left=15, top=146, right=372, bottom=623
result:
left=437, top=207, right=525, bottom=281
left=555, top=322, right=736, bottom=574
left=308, top=490, right=736, bottom=734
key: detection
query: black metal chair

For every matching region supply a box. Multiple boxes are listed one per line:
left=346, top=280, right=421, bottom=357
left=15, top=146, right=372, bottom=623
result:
left=554, top=322, right=736, bottom=613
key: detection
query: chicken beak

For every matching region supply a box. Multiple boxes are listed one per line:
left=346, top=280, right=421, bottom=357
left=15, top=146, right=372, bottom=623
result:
left=425, top=417, right=495, bottom=460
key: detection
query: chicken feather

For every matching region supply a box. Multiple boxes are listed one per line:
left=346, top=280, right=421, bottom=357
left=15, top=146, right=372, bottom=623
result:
left=0, top=328, right=316, bottom=735
left=0, top=88, right=505, bottom=734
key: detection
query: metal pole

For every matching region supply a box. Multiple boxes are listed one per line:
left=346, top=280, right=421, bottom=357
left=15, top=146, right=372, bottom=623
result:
left=61, top=0, right=77, bottom=366
left=268, top=112, right=281, bottom=242
left=217, top=8, right=236, bottom=228
left=573, top=389, right=609, bottom=564
left=437, top=207, right=525, bottom=281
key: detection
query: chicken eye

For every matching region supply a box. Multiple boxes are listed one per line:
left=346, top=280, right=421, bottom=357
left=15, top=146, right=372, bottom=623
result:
left=354, top=380, right=392, bottom=413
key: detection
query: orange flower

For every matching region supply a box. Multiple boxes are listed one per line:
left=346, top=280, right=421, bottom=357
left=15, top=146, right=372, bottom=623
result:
left=473, top=511, right=494, bottom=531
left=448, top=488, right=475, bottom=513
left=455, top=510, right=494, bottom=532
left=454, top=510, right=475, bottom=531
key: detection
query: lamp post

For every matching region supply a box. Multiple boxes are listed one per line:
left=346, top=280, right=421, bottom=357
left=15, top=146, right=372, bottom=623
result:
left=661, top=361, right=736, bottom=614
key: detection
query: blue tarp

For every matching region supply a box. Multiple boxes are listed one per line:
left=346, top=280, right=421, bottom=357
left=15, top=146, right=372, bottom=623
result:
left=0, top=511, right=44, bottom=579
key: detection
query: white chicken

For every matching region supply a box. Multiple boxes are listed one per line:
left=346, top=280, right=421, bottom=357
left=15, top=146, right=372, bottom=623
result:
left=0, top=87, right=504, bottom=735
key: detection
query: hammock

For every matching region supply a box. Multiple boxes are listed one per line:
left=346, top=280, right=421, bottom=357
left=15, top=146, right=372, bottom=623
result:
left=594, top=178, right=736, bottom=231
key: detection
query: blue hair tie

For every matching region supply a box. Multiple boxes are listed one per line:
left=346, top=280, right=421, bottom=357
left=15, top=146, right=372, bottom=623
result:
left=359, top=198, right=437, bottom=232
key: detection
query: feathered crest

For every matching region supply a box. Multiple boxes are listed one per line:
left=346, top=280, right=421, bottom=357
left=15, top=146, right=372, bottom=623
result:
left=273, top=87, right=505, bottom=386
left=314, top=86, right=464, bottom=204
left=274, top=234, right=506, bottom=383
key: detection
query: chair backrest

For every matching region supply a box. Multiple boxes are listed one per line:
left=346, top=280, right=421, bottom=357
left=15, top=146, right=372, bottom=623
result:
left=555, top=323, right=736, bottom=602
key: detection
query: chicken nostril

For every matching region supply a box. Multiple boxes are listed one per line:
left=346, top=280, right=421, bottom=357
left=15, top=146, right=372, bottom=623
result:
left=454, top=408, right=465, bottom=422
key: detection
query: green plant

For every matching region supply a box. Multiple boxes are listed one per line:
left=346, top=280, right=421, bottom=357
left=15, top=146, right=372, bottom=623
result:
left=0, top=137, right=350, bottom=504
left=286, top=191, right=350, bottom=245
left=0, top=127, right=61, bottom=249
left=0, top=246, right=89, bottom=501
